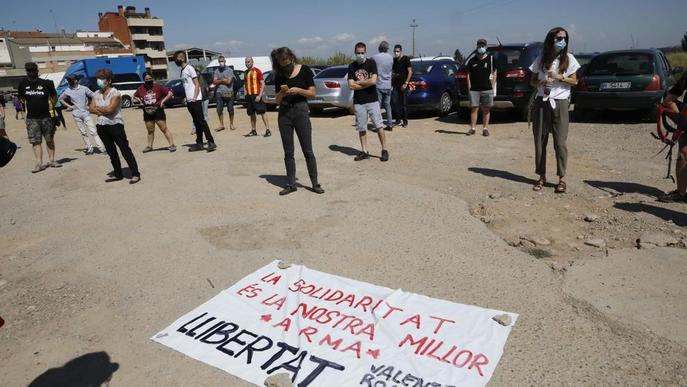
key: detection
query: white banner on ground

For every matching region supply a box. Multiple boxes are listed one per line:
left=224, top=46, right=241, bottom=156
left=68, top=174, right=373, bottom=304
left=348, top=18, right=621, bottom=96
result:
left=151, top=261, right=518, bottom=387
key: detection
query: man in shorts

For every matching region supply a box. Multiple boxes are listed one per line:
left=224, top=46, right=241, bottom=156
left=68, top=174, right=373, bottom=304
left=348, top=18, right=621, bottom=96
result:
left=243, top=56, right=271, bottom=137
left=18, top=62, right=61, bottom=173
left=348, top=42, right=389, bottom=162
left=213, top=55, right=236, bottom=132
left=658, top=71, right=687, bottom=203
left=467, top=38, right=496, bottom=137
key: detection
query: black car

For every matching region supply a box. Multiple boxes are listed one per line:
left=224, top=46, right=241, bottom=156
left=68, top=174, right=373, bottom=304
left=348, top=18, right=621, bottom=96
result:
left=457, top=42, right=543, bottom=120
left=164, top=79, right=186, bottom=107
left=575, top=49, right=680, bottom=119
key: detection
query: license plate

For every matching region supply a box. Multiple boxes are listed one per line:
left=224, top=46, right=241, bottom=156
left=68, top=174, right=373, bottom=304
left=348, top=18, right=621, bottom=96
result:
left=600, top=82, right=631, bottom=90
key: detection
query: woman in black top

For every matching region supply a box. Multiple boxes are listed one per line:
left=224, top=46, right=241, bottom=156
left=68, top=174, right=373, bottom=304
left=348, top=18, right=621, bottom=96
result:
left=272, top=47, right=324, bottom=196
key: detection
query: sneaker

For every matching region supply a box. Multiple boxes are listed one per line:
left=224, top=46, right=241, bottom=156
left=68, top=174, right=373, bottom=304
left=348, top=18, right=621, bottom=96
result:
left=467, top=128, right=476, bottom=136
left=206, top=142, right=217, bottom=152
left=246, top=130, right=258, bottom=137
left=658, top=190, right=687, bottom=203
left=402, top=120, right=408, bottom=128
left=169, top=145, right=177, bottom=152
left=264, top=129, right=272, bottom=137
left=129, top=176, right=141, bottom=185
left=97, top=148, right=107, bottom=154
left=393, top=120, right=402, bottom=127
left=384, top=126, right=393, bottom=132
left=482, top=128, right=490, bottom=137
left=47, top=160, right=62, bottom=168
left=312, top=184, right=325, bottom=194
left=380, top=150, right=389, bottom=162
left=354, top=151, right=370, bottom=161
left=142, top=146, right=153, bottom=153
left=188, top=143, right=204, bottom=152
left=31, top=163, right=45, bottom=173
left=279, top=185, right=297, bottom=196
left=85, top=148, right=94, bottom=155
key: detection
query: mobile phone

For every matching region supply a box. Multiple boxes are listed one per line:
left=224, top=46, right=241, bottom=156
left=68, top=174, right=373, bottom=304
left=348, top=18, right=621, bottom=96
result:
left=280, top=85, right=289, bottom=92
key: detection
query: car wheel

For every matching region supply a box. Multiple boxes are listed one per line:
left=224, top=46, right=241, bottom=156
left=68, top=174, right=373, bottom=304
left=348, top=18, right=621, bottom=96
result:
left=310, top=107, right=323, bottom=115
left=438, top=92, right=453, bottom=116
left=121, top=96, right=132, bottom=108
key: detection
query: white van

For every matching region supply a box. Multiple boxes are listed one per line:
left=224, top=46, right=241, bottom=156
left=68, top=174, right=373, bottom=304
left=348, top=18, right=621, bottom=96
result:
left=203, top=56, right=272, bottom=105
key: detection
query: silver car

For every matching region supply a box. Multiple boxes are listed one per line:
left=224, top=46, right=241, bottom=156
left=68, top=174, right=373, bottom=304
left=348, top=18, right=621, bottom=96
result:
left=309, top=65, right=353, bottom=114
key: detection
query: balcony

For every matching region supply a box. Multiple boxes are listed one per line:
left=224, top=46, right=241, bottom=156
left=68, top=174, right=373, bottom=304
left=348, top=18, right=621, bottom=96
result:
left=134, top=48, right=167, bottom=58
left=126, top=18, right=164, bottom=27
left=130, top=33, right=165, bottom=42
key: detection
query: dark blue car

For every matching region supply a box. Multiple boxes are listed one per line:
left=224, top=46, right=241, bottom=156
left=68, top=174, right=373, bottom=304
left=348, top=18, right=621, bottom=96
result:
left=406, top=57, right=460, bottom=116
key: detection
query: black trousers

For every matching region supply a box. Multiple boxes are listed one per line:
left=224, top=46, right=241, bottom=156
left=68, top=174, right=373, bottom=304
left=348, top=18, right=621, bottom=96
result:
left=187, top=100, right=214, bottom=145
left=391, top=87, right=408, bottom=122
left=96, top=123, right=140, bottom=178
left=278, top=102, right=318, bottom=186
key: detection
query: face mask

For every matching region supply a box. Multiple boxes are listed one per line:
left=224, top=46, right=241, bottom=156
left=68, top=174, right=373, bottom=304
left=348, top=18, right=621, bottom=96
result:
left=27, top=71, right=38, bottom=80
left=69, top=81, right=77, bottom=88
left=219, top=62, right=226, bottom=68
left=394, top=51, right=401, bottom=58
left=174, top=59, right=183, bottom=66
left=282, top=63, right=294, bottom=75
left=477, top=47, right=487, bottom=55
left=355, top=54, right=366, bottom=63
left=246, top=64, right=253, bottom=69
left=144, top=80, right=154, bottom=88
left=554, top=40, right=566, bottom=52
left=97, top=79, right=107, bottom=90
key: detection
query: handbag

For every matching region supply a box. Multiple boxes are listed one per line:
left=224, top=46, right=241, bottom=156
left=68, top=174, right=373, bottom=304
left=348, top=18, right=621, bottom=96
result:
left=144, top=105, right=159, bottom=115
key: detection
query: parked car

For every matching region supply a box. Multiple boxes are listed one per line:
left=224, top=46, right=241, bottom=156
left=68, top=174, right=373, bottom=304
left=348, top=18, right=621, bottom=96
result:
left=307, top=65, right=354, bottom=114
left=406, top=57, right=460, bottom=116
left=574, top=52, right=598, bottom=77
left=164, top=79, right=186, bottom=107
left=574, top=49, right=680, bottom=119
left=457, top=42, right=544, bottom=120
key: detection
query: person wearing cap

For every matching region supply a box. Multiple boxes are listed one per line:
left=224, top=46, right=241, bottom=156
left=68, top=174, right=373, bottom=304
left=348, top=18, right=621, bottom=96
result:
left=17, top=62, right=61, bottom=173
left=59, top=74, right=107, bottom=155
left=466, top=38, right=496, bottom=137
left=372, top=41, right=394, bottom=131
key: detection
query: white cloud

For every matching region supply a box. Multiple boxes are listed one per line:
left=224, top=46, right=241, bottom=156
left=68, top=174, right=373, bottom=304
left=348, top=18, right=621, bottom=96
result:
left=369, top=35, right=388, bottom=46
left=297, top=36, right=325, bottom=46
left=334, top=33, right=354, bottom=42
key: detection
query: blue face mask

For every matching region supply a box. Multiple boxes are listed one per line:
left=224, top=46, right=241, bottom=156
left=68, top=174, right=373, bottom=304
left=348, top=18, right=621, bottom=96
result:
left=96, top=78, right=107, bottom=90
left=554, top=40, right=567, bottom=52
left=355, top=54, right=366, bottom=63
left=477, top=47, right=487, bottom=55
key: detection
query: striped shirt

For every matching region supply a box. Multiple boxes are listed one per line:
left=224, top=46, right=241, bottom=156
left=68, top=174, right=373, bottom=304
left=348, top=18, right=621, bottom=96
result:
left=244, top=67, right=264, bottom=96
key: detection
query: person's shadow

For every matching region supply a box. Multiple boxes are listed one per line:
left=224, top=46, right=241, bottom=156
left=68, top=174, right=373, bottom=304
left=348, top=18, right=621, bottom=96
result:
left=28, top=351, right=119, bottom=387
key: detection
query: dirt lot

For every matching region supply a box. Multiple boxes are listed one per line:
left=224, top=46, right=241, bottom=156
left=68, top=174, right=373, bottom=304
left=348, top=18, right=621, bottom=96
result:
left=1, top=103, right=686, bottom=386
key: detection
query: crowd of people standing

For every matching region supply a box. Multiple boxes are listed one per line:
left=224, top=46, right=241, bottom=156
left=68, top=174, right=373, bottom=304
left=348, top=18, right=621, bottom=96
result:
left=3, top=26, right=685, bottom=203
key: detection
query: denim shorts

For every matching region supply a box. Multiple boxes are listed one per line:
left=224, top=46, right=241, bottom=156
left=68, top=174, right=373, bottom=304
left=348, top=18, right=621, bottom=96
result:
left=354, top=102, right=383, bottom=132
left=216, top=94, right=234, bottom=114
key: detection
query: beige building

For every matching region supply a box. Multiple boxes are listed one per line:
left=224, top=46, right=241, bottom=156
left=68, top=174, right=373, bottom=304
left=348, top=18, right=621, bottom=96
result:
left=99, top=5, right=168, bottom=79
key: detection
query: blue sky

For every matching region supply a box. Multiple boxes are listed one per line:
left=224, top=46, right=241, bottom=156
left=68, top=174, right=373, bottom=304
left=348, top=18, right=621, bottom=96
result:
left=1, top=0, right=684, bottom=58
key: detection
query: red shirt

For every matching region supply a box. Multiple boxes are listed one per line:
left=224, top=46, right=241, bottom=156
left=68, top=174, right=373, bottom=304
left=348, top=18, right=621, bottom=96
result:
left=134, top=83, right=170, bottom=106
left=245, top=67, right=264, bottom=96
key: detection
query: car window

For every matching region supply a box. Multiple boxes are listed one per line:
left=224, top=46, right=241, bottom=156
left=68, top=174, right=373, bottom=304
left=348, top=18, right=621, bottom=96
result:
left=411, top=62, right=434, bottom=75
left=489, top=49, right=522, bottom=66
left=315, top=67, right=349, bottom=78
left=587, top=53, right=654, bottom=76
left=113, top=73, right=143, bottom=83
left=441, top=63, right=456, bottom=77
left=113, top=82, right=143, bottom=91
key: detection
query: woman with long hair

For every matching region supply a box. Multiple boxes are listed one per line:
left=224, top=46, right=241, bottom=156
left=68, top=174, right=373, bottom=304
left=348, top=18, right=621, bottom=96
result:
left=271, top=47, right=324, bottom=196
left=529, top=27, right=580, bottom=193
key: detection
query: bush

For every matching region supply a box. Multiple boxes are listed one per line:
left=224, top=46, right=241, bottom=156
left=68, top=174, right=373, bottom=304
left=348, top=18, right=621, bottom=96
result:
left=667, top=52, right=687, bottom=83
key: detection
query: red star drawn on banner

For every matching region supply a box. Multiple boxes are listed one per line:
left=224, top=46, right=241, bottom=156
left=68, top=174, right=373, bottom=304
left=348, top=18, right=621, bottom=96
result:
left=260, top=314, right=272, bottom=322
left=366, top=349, right=380, bottom=359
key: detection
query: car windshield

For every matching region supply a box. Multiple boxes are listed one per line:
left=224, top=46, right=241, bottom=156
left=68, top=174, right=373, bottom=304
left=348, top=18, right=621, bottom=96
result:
left=411, top=62, right=434, bottom=75
left=576, top=55, right=594, bottom=66
left=488, top=49, right=524, bottom=66
left=587, top=53, right=654, bottom=76
left=315, top=67, right=348, bottom=79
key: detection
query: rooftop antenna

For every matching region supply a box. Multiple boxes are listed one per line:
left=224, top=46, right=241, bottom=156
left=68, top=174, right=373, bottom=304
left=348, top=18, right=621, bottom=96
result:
left=496, top=36, right=503, bottom=47
left=49, top=9, right=59, bottom=35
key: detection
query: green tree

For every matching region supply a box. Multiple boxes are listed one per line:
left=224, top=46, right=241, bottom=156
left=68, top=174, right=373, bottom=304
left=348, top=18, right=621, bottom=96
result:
left=326, top=51, right=352, bottom=65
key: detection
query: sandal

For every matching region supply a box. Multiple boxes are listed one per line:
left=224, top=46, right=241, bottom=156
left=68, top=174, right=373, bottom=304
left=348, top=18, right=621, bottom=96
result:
left=555, top=180, right=567, bottom=194
left=142, top=146, right=153, bottom=153
left=215, top=127, right=225, bottom=132
left=532, top=177, right=545, bottom=191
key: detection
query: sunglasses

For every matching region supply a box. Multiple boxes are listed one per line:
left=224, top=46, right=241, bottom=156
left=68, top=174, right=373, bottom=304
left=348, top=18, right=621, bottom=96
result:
left=554, top=36, right=566, bottom=42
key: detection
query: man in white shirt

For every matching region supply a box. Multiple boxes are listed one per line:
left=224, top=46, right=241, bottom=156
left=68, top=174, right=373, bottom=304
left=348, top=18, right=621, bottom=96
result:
left=173, top=51, right=216, bottom=152
left=59, top=74, right=106, bottom=155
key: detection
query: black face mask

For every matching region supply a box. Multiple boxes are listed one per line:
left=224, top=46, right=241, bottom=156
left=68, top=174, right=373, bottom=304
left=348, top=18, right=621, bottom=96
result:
left=282, top=63, right=294, bottom=76
left=174, top=59, right=183, bottom=66
left=27, top=71, right=38, bottom=80
left=144, top=80, right=154, bottom=88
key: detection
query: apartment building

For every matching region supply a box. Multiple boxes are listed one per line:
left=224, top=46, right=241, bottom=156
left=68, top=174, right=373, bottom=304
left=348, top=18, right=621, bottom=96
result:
left=98, top=5, right=168, bottom=79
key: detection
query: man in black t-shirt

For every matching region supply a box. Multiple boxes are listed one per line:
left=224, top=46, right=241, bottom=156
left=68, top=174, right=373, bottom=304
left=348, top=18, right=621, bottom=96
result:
left=392, top=44, right=412, bottom=128
left=0, top=93, right=6, bottom=139
left=466, top=38, right=496, bottom=137
left=17, top=62, right=61, bottom=173
left=348, top=42, right=388, bottom=162
left=658, top=72, right=687, bottom=202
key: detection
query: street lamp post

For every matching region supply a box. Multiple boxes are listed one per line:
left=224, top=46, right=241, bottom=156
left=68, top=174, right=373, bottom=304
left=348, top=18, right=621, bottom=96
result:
left=410, top=19, right=419, bottom=57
